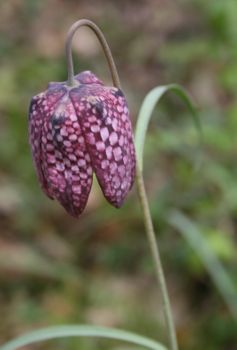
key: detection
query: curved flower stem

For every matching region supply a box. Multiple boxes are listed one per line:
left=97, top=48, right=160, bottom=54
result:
left=65, top=19, right=121, bottom=88
left=136, top=164, right=178, bottom=350
left=66, top=17, right=178, bottom=350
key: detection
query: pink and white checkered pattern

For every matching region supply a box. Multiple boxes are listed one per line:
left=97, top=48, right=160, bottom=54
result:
left=29, top=71, right=136, bottom=217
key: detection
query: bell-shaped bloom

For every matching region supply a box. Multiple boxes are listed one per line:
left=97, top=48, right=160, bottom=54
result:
left=29, top=71, right=136, bottom=217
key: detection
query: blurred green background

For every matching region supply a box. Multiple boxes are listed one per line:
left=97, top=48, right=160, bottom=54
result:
left=0, top=0, right=237, bottom=349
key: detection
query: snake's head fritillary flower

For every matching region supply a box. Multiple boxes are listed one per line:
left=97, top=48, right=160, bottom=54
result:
left=29, top=71, right=136, bottom=217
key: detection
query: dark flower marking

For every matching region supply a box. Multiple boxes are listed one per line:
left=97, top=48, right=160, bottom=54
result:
left=113, top=88, right=124, bottom=97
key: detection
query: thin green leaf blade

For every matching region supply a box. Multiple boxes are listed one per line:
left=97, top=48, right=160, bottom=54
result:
left=0, top=325, right=167, bottom=350
left=135, top=84, right=202, bottom=170
left=167, top=210, right=237, bottom=320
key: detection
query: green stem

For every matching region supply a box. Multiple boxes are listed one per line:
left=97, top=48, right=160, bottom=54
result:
left=66, top=17, right=178, bottom=350
left=136, top=163, right=178, bottom=350
left=65, top=19, right=121, bottom=88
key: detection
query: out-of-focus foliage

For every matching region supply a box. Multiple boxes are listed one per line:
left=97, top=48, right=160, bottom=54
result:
left=0, top=1, right=236, bottom=349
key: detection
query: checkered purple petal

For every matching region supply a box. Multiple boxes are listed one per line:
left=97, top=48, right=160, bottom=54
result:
left=70, top=85, right=136, bottom=207
left=29, top=71, right=136, bottom=217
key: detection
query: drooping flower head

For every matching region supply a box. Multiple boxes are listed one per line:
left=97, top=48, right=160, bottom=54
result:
left=29, top=71, right=136, bottom=217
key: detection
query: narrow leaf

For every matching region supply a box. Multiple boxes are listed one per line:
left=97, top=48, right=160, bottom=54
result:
left=0, top=325, right=167, bottom=350
left=135, top=84, right=202, bottom=170
left=167, top=210, right=237, bottom=320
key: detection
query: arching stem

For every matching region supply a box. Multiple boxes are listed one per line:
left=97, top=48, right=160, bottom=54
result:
left=66, top=17, right=178, bottom=350
left=65, top=19, right=121, bottom=88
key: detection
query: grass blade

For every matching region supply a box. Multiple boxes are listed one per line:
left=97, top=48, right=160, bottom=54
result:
left=135, top=84, right=202, bottom=170
left=0, top=325, right=167, bottom=350
left=167, top=210, right=237, bottom=320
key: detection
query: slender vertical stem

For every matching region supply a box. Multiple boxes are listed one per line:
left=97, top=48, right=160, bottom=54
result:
left=65, top=19, right=121, bottom=88
left=136, top=163, right=178, bottom=350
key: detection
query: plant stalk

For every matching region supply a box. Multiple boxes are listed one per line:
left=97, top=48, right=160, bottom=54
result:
left=136, top=163, right=178, bottom=350
left=65, top=17, right=178, bottom=350
left=65, top=19, right=121, bottom=88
